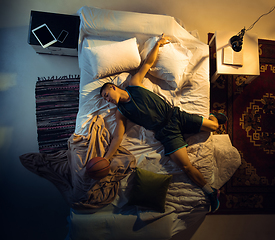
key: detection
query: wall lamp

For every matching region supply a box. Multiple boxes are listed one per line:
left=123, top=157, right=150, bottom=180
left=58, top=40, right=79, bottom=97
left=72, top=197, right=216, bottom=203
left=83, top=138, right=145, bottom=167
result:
left=230, top=6, right=275, bottom=52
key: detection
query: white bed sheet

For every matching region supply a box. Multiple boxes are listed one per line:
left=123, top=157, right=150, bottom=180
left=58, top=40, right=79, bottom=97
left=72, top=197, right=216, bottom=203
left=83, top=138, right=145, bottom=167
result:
left=67, top=6, right=241, bottom=240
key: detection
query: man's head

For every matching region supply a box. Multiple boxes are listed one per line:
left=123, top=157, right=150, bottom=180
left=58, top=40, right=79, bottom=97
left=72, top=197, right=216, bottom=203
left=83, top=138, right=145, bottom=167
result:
left=100, top=82, right=120, bottom=105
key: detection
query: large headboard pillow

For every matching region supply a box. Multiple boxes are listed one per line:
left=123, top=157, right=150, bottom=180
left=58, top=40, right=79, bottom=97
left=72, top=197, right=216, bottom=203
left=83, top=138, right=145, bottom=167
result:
left=140, top=36, right=193, bottom=88
left=85, top=37, right=141, bottom=79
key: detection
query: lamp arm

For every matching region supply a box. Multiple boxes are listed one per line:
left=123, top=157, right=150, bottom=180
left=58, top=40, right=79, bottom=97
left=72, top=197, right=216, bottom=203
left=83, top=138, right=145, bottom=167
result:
left=230, top=5, right=275, bottom=52
left=246, top=6, right=275, bottom=32
left=237, top=28, right=246, bottom=40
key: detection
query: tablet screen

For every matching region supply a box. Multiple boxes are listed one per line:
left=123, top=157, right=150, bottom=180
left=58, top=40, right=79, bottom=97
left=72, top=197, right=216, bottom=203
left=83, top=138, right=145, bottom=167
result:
left=32, top=24, right=56, bottom=47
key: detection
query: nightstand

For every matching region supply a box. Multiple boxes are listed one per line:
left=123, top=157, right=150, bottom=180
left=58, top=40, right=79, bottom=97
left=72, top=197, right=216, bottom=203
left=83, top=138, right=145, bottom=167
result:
left=209, top=31, right=260, bottom=83
left=28, top=10, right=80, bottom=56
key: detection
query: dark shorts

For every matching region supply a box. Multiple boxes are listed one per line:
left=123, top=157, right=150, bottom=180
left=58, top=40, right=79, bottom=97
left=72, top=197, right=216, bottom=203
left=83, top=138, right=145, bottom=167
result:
left=154, top=107, right=203, bottom=155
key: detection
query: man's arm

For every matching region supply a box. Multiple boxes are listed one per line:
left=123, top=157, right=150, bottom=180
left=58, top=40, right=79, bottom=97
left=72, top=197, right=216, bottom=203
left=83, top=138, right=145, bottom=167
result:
left=104, top=109, right=127, bottom=161
left=129, top=34, right=171, bottom=87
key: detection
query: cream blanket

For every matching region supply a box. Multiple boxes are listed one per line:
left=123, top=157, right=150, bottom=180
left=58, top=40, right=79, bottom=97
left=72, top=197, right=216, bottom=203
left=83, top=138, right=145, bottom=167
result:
left=20, top=115, right=136, bottom=209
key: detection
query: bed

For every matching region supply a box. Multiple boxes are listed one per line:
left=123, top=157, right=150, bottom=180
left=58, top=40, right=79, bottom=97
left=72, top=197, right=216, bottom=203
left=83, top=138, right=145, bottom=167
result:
left=20, top=6, right=241, bottom=240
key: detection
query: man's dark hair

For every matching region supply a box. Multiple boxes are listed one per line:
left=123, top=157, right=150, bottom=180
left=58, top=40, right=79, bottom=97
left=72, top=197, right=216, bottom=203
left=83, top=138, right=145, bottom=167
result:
left=99, top=82, right=117, bottom=96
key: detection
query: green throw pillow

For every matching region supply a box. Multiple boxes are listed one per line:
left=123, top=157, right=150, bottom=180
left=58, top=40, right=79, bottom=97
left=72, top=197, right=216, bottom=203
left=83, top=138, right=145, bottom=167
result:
left=128, top=167, right=172, bottom=213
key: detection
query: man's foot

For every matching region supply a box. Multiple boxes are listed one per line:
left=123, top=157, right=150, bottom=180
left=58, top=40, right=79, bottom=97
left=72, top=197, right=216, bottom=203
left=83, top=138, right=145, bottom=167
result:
left=210, top=112, right=228, bottom=125
left=208, top=188, right=220, bottom=213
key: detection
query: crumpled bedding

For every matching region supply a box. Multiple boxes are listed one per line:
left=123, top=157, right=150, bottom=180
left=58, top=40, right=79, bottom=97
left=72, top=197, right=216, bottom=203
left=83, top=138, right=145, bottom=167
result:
left=20, top=115, right=136, bottom=209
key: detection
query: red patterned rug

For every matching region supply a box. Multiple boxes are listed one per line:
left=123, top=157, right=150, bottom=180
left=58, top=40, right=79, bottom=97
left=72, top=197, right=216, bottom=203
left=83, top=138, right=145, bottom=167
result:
left=209, top=35, right=275, bottom=214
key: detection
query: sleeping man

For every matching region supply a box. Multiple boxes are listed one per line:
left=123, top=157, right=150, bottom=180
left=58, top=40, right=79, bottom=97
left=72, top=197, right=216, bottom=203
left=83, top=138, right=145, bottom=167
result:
left=100, top=34, right=227, bottom=213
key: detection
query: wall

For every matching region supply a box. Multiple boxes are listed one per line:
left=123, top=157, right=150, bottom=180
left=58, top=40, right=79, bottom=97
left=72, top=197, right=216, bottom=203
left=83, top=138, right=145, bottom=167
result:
left=1, top=0, right=275, bottom=43
left=0, top=0, right=274, bottom=239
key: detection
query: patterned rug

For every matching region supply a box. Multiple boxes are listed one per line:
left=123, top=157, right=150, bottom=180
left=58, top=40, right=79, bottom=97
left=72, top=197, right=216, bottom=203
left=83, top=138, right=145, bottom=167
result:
left=209, top=35, right=275, bottom=214
left=35, top=75, right=80, bottom=153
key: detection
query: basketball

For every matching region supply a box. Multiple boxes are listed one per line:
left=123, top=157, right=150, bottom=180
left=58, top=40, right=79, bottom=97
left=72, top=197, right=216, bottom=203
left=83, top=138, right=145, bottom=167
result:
left=86, top=157, right=110, bottom=180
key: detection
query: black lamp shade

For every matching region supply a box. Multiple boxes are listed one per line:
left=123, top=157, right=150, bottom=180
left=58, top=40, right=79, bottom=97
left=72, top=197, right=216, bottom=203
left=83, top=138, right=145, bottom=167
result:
left=230, top=35, right=243, bottom=52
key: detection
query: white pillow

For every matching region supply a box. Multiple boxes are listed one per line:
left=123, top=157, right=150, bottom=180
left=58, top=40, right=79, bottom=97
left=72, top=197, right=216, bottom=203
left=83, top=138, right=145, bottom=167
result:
left=140, top=36, right=159, bottom=61
left=140, top=37, right=193, bottom=88
left=85, top=37, right=141, bottom=79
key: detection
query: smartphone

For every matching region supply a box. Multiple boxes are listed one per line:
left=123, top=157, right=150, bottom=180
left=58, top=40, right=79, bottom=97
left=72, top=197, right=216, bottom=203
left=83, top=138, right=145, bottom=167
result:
left=32, top=24, right=57, bottom=48
left=57, top=30, right=69, bottom=43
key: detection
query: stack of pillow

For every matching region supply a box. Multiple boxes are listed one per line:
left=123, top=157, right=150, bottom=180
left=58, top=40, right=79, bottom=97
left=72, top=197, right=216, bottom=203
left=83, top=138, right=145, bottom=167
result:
left=85, top=36, right=193, bottom=89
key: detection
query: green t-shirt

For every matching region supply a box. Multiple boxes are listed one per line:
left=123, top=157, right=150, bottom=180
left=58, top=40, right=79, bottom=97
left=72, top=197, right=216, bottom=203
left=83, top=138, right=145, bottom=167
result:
left=117, top=86, right=171, bottom=131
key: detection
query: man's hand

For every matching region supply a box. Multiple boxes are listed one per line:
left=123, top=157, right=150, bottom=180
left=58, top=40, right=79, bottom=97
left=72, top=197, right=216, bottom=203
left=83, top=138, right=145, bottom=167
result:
left=157, top=33, right=171, bottom=47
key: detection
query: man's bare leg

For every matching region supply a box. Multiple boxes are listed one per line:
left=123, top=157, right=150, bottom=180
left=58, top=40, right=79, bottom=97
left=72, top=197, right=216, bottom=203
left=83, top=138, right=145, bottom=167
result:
left=200, top=115, right=219, bottom=132
left=170, top=146, right=220, bottom=212
left=200, top=113, right=228, bottom=132
left=169, top=147, right=207, bottom=187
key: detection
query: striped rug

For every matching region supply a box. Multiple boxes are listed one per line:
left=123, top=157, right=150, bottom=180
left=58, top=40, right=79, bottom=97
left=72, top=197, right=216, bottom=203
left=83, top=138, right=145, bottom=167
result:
left=35, top=75, right=80, bottom=153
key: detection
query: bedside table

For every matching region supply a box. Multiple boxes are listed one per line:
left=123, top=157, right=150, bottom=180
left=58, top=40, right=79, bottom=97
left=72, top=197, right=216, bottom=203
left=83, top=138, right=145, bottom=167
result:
left=209, top=31, right=260, bottom=83
left=28, top=10, right=80, bottom=56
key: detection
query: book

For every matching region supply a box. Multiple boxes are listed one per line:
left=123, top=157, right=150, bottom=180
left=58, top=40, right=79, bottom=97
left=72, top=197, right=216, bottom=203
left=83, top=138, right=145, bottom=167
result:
left=223, top=46, right=243, bottom=66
